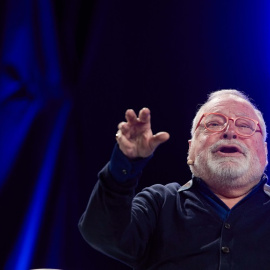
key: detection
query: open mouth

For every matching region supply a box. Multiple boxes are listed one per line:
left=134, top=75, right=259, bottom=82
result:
left=215, top=145, right=243, bottom=154
left=219, top=146, right=239, bottom=153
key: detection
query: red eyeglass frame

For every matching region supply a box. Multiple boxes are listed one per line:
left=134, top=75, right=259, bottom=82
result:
left=194, top=112, right=263, bottom=138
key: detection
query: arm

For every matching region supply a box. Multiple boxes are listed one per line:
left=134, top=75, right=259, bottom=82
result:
left=78, top=108, right=169, bottom=266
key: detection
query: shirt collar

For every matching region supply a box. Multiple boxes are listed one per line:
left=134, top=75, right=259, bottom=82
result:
left=178, top=173, right=269, bottom=197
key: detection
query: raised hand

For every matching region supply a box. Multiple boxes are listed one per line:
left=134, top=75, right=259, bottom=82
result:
left=116, top=108, right=170, bottom=159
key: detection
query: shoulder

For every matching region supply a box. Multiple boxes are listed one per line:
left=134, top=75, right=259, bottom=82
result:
left=133, top=181, right=192, bottom=212
left=135, top=182, right=183, bottom=203
left=260, top=174, right=270, bottom=197
left=264, top=183, right=270, bottom=197
left=144, top=182, right=182, bottom=195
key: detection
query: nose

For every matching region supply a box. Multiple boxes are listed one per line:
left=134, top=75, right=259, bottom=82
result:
left=222, top=119, right=237, bottom=139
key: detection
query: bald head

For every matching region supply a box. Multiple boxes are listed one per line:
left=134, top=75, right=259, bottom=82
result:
left=190, top=89, right=267, bottom=141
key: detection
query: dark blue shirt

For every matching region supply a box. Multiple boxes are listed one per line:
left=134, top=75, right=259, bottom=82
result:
left=79, top=144, right=270, bottom=269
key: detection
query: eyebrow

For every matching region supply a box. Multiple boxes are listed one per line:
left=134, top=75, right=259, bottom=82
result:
left=210, top=110, right=250, bottom=118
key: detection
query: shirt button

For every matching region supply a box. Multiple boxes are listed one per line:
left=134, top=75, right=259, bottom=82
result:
left=221, top=246, right=230, bottom=253
left=122, top=169, right=127, bottom=175
left=224, top=223, right=231, bottom=229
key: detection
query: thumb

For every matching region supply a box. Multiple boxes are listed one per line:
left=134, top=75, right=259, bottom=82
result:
left=150, top=132, right=170, bottom=150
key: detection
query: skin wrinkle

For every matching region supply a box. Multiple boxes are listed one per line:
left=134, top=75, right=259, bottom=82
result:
left=188, top=95, right=268, bottom=204
left=191, top=92, right=267, bottom=142
left=195, top=139, right=260, bottom=190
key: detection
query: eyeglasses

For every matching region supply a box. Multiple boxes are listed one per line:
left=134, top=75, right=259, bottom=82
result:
left=194, top=112, right=263, bottom=138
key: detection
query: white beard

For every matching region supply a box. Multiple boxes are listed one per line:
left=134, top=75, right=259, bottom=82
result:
left=190, top=140, right=263, bottom=190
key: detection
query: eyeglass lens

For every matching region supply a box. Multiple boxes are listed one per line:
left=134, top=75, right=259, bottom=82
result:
left=204, top=114, right=256, bottom=135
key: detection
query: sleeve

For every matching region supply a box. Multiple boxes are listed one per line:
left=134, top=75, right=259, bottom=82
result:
left=78, top=146, right=162, bottom=268
left=109, top=143, right=153, bottom=182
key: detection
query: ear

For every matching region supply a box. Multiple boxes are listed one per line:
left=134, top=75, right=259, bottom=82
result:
left=264, top=142, right=268, bottom=166
left=188, top=139, right=192, bottom=155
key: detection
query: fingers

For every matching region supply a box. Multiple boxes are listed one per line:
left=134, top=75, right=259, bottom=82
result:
left=115, top=126, right=138, bottom=158
left=115, top=108, right=168, bottom=158
left=138, top=108, right=150, bottom=123
left=149, top=132, right=170, bottom=150
left=117, top=121, right=130, bottom=136
left=125, top=108, right=150, bottom=124
left=125, top=109, right=137, bottom=124
left=118, top=108, right=150, bottom=136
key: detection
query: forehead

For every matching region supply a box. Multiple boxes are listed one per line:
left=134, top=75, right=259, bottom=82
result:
left=202, top=96, right=258, bottom=119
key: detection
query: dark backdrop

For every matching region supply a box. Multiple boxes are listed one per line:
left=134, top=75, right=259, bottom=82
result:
left=1, top=1, right=270, bottom=269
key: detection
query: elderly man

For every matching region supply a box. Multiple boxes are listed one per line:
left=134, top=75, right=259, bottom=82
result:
left=79, top=89, right=270, bottom=270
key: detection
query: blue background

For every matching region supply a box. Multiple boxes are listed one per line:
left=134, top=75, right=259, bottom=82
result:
left=1, top=1, right=270, bottom=269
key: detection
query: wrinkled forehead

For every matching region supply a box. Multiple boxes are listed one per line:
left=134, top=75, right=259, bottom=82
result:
left=202, top=96, right=258, bottom=119
left=191, top=94, right=267, bottom=141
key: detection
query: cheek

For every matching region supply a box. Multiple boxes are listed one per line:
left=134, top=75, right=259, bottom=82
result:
left=258, top=148, right=267, bottom=166
left=189, top=136, right=212, bottom=158
left=251, top=141, right=267, bottom=166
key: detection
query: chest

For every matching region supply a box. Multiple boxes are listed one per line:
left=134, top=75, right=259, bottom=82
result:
left=146, top=192, right=270, bottom=269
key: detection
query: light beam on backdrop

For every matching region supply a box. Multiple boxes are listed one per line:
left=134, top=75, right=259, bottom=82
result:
left=4, top=102, right=71, bottom=270
left=1, top=0, right=70, bottom=269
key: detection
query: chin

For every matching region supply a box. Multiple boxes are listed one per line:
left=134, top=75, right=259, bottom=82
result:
left=208, top=160, right=264, bottom=190
left=208, top=156, right=251, bottom=181
left=209, top=159, right=248, bottom=179
left=210, top=168, right=246, bottom=182
left=191, top=151, right=264, bottom=188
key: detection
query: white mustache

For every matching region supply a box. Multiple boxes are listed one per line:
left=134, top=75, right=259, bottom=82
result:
left=209, top=140, right=248, bottom=156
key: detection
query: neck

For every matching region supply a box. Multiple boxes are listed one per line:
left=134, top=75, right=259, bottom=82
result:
left=201, top=174, right=262, bottom=208
left=213, top=189, right=252, bottom=209
left=208, top=180, right=260, bottom=208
